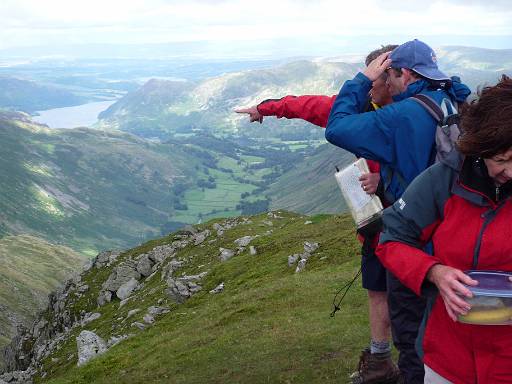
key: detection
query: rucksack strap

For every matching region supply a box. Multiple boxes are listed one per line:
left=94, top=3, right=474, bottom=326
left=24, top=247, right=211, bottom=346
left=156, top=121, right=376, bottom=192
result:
left=411, top=94, right=459, bottom=126
left=410, top=94, right=444, bottom=122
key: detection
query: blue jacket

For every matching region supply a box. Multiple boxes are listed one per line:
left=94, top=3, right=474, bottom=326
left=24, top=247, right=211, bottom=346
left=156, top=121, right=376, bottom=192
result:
left=325, top=72, right=471, bottom=203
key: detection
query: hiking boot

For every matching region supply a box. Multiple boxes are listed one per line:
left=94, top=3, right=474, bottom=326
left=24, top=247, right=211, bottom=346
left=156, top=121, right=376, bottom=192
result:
left=350, top=348, right=401, bottom=384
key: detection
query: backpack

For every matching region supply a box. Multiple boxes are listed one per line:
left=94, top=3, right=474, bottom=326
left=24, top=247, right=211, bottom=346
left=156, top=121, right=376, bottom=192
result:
left=410, top=93, right=460, bottom=165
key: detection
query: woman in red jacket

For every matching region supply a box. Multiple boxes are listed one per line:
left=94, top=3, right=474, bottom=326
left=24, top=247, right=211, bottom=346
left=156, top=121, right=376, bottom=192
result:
left=377, top=75, right=512, bottom=383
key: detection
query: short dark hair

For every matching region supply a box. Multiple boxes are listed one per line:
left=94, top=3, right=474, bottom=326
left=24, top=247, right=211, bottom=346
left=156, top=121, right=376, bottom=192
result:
left=365, top=44, right=398, bottom=67
left=457, top=75, right=512, bottom=158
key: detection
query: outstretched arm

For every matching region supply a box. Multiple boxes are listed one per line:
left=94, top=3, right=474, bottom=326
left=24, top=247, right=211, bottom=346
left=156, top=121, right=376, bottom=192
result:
left=236, top=94, right=337, bottom=128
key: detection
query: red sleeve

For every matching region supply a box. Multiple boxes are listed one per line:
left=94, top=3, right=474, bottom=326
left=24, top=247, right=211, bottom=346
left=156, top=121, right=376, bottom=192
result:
left=376, top=242, right=441, bottom=295
left=257, top=95, right=336, bottom=128
left=367, top=159, right=380, bottom=173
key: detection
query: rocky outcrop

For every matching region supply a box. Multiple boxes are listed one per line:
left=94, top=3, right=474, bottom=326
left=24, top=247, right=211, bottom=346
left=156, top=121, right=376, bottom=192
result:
left=287, top=241, right=320, bottom=273
left=76, top=331, right=107, bottom=367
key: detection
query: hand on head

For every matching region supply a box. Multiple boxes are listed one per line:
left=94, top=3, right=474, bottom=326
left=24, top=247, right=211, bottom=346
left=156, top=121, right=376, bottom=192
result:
left=363, top=52, right=392, bottom=82
left=235, top=106, right=263, bottom=123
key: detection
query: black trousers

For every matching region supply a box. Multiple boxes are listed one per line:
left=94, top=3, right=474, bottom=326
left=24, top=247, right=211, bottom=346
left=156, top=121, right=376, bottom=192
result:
left=386, top=272, right=427, bottom=384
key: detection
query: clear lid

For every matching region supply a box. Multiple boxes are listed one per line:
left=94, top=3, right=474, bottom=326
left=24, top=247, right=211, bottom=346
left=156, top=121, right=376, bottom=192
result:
left=465, top=270, right=512, bottom=297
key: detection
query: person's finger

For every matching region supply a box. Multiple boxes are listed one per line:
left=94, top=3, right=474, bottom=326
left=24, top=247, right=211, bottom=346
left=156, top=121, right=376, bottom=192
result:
left=443, top=286, right=471, bottom=312
left=234, top=108, right=250, bottom=114
left=443, top=301, right=458, bottom=322
left=451, top=279, right=474, bottom=298
left=456, top=270, right=478, bottom=286
left=381, top=58, right=392, bottom=69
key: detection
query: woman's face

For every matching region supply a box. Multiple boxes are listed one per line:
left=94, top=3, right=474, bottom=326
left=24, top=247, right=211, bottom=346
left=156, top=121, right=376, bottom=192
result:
left=484, top=147, right=512, bottom=185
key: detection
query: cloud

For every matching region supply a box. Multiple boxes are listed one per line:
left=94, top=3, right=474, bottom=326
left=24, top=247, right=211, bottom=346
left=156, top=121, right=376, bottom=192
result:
left=0, top=0, right=511, bottom=50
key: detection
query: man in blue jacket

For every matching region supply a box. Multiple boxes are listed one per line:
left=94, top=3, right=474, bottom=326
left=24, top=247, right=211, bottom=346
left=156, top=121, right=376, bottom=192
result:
left=325, top=39, right=471, bottom=384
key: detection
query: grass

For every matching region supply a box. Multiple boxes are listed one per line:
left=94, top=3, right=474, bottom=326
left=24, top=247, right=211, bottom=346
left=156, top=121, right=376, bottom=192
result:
left=33, top=212, right=372, bottom=384
left=0, top=235, right=86, bottom=351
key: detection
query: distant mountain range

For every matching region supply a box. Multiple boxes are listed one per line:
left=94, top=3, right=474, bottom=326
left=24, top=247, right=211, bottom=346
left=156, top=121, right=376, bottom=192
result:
left=97, top=46, right=512, bottom=140
left=97, top=60, right=358, bottom=139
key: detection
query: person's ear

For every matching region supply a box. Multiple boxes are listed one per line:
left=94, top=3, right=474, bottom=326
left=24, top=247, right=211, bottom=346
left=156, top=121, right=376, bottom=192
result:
left=401, top=68, right=415, bottom=85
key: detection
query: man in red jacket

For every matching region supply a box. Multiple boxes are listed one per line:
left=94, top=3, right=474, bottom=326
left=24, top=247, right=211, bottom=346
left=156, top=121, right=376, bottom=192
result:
left=236, top=45, right=400, bottom=384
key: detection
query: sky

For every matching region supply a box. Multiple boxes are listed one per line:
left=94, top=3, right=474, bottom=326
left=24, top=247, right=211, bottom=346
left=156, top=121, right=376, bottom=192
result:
left=1, top=0, right=511, bottom=57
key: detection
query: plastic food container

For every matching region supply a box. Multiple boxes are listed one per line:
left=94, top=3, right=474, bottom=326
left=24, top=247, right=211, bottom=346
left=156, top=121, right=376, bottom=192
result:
left=458, top=271, right=512, bottom=325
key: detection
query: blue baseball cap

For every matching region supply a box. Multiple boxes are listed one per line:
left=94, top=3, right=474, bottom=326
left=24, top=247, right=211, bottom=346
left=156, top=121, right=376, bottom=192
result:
left=390, top=39, right=449, bottom=81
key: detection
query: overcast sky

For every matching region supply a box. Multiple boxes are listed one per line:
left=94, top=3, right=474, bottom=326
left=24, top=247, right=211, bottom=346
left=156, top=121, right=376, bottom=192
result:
left=1, top=0, right=511, bottom=53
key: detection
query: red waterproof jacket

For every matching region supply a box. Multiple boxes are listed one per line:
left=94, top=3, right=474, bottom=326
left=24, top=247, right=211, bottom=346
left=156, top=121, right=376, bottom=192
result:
left=377, top=155, right=512, bottom=383
left=257, top=95, right=381, bottom=174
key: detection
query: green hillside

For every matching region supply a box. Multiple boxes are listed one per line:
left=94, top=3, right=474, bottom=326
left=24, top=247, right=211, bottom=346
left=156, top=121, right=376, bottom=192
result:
left=268, top=144, right=354, bottom=214
left=4, top=212, right=371, bottom=383
left=0, top=235, right=85, bottom=350
left=0, top=77, right=86, bottom=113
left=97, top=61, right=358, bottom=139
left=0, top=113, right=202, bottom=255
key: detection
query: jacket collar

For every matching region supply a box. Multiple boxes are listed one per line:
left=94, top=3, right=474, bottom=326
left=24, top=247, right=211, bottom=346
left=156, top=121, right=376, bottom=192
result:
left=392, top=77, right=471, bottom=104
left=392, top=80, right=430, bottom=102
left=453, top=156, right=512, bottom=207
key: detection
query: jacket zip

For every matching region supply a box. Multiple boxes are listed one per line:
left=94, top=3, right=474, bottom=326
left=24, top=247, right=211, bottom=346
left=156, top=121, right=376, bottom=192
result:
left=472, top=201, right=507, bottom=268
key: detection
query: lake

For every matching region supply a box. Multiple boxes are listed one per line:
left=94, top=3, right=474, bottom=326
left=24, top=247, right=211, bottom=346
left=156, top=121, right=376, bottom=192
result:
left=33, top=100, right=118, bottom=129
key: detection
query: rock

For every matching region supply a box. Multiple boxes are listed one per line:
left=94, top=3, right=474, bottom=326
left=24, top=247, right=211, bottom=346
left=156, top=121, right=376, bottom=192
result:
left=165, top=273, right=206, bottom=302
left=295, top=258, right=308, bottom=273
left=304, top=220, right=313, bottom=225
left=147, top=244, right=177, bottom=263
left=136, top=255, right=154, bottom=277
left=161, top=259, right=184, bottom=281
left=304, top=241, right=319, bottom=254
left=148, top=306, right=171, bottom=316
left=143, top=314, right=155, bottom=324
left=116, top=278, right=139, bottom=300
left=93, top=250, right=120, bottom=269
left=77, top=284, right=89, bottom=293
left=76, top=331, right=107, bottom=367
left=288, top=254, right=300, bottom=267
left=181, top=225, right=198, bottom=235
left=81, top=312, right=101, bottom=326
left=127, top=309, right=141, bottom=318
left=249, top=246, right=257, bottom=255
left=262, top=220, right=273, bottom=226
left=102, top=262, right=141, bottom=292
left=219, top=248, right=235, bottom=262
left=234, top=236, right=254, bottom=247
left=107, top=335, right=129, bottom=348
left=193, top=230, right=211, bottom=245
left=209, top=282, right=225, bottom=294
left=97, top=290, right=112, bottom=307
left=131, top=322, right=146, bottom=330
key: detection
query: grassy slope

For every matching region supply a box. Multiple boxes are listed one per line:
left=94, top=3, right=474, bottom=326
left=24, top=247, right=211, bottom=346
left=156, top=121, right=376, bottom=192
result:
left=36, top=211, right=369, bottom=384
left=0, top=235, right=85, bottom=348
left=268, top=144, right=354, bottom=214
